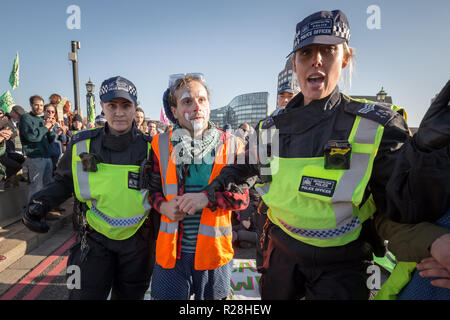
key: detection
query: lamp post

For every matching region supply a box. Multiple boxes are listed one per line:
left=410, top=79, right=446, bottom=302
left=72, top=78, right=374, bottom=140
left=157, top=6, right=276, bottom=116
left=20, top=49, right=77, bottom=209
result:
left=376, top=87, right=387, bottom=102
left=85, top=78, right=96, bottom=125
left=68, top=41, right=81, bottom=115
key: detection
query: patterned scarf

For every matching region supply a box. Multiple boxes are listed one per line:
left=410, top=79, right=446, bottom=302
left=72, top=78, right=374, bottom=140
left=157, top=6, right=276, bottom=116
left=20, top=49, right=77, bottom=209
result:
left=170, top=121, right=221, bottom=165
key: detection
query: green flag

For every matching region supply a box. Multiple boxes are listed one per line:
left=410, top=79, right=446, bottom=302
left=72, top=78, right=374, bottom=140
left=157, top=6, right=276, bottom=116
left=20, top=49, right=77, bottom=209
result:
left=88, top=95, right=96, bottom=124
left=0, top=90, right=15, bottom=113
left=9, top=52, right=19, bottom=90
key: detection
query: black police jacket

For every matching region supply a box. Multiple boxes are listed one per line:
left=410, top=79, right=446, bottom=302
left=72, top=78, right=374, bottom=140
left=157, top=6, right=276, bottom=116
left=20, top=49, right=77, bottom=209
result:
left=212, top=86, right=411, bottom=220
left=31, top=122, right=151, bottom=210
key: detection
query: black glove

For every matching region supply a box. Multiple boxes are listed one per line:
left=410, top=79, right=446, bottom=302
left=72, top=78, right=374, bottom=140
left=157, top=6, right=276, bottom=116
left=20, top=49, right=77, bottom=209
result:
left=414, top=79, right=450, bottom=151
left=22, top=199, right=50, bottom=233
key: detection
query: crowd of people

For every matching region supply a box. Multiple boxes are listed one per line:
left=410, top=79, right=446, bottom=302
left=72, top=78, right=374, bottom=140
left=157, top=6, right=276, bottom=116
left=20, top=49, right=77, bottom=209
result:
left=3, top=8, right=449, bottom=301
left=0, top=94, right=166, bottom=194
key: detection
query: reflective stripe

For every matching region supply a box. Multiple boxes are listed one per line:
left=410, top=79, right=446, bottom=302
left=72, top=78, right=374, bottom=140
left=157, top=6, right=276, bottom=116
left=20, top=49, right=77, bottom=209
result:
left=331, top=117, right=378, bottom=226
left=198, top=224, right=232, bottom=238
left=332, top=153, right=371, bottom=225
left=141, top=189, right=152, bottom=211
left=75, top=140, right=92, bottom=201
left=354, top=117, right=378, bottom=144
left=255, top=183, right=270, bottom=196
left=164, top=184, right=178, bottom=196
left=158, top=132, right=173, bottom=197
left=91, top=202, right=146, bottom=227
left=159, top=220, right=179, bottom=234
left=278, top=216, right=361, bottom=239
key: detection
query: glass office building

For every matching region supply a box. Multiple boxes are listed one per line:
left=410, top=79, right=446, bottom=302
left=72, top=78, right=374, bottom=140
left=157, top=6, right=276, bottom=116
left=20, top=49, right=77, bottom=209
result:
left=210, top=92, right=269, bottom=129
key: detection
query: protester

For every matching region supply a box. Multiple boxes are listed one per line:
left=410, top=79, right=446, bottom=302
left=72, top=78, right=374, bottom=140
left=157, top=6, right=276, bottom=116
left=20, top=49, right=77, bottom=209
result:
left=67, top=114, right=85, bottom=141
left=236, top=122, right=253, bottom=145
left=202, top=10, right=450, bottom=300
left=63, top=100, right=74, bottom=130
left=9, top=105, right=25, bottom=153
left=43, top=104, right=67, bottom=170
left=148, top=120, right=158, bottom=137
left=19, top=95, right=55, bottom=200
left=0, top=112, right=25, bottom=188
left=147, top=73, right=250, bottom=300
left=135, top=107, right=148, bottom=134
left=22, top=76, right=158, bottom=299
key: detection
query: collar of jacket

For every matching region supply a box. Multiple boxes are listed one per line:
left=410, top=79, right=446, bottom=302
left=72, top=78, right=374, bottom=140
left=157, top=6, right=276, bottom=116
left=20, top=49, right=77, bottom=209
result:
left=286, top=86, right=341, bottom=112
left=101, top=122, right=138, bottom=152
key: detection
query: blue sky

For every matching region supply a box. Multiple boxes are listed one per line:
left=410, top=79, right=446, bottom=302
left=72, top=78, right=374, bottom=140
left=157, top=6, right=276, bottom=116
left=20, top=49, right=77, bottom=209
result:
left=0, top=0, right=449, bottom=127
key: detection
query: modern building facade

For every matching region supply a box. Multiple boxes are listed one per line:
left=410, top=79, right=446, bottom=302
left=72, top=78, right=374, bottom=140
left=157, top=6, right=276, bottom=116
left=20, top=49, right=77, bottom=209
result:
left=210, top=92, right=269, bottom=129
left=277, top=59, right=300, bottom=96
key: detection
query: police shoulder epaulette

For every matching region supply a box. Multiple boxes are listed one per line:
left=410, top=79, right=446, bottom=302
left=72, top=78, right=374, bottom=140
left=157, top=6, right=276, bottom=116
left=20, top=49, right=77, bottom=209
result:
left=71, top=127, right=102, bottom=144
left=344, top=99, right=398, bottom=127
left=260, top=108, right=286, bottom=129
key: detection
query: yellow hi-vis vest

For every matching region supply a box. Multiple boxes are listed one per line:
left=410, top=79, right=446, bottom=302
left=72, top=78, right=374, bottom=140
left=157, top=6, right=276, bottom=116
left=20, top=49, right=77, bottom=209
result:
left=72, top=137, right=152, bottom=240
left=255, top=115, right=384, bottom=247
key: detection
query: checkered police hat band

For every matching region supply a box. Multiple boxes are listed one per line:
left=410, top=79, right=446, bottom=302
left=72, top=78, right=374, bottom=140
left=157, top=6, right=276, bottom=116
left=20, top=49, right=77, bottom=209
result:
left=99, top=80, right=137, bottom=99
left=294, top=18, right=350, bottom=48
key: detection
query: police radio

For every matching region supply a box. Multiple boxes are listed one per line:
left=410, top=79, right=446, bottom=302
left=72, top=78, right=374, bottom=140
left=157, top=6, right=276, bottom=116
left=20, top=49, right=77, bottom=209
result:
left=324, top=140, right=351, bottom=170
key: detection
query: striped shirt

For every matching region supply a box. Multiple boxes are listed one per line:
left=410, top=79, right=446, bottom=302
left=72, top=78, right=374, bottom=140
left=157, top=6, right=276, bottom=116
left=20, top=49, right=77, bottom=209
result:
left=181, top=154, right=214, bottom=253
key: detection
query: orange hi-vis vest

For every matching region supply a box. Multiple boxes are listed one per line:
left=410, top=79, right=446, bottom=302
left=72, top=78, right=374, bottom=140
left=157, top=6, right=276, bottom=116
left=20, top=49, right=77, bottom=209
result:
left=152, top=129, right=245, bottom=270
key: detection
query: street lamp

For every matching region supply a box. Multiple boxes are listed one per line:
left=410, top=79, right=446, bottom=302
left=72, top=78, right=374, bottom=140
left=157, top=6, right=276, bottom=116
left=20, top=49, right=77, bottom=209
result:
left=376, top=87, right=387, bottom=102
left=68, top=41, right=81, bottom=115
left=85, top=78, right=96, bottom=125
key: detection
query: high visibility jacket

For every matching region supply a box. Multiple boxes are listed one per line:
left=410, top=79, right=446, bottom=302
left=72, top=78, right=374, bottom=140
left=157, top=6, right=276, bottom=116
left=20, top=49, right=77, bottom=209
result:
left=72, top=136, right=152, bottom=240
left=256, top=114, right=384, bottom=247
left=152, top=129, right=244, bottom=270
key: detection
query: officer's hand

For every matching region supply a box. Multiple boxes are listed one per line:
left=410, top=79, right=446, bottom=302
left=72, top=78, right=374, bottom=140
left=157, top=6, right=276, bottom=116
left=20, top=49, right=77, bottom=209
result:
left=417, top=257, right=450, bottom=289
left=160, top=197, right=185, bottom=221
left=414, top=79, right=450, bottom=151
left=177, top=192, right=209, bottom=215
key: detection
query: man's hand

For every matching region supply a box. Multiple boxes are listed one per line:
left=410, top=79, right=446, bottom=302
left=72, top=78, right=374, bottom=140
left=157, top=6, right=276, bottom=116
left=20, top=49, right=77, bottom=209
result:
left=160, top=196, right=185, bottom=221
left=45, top=118, right=56, bottom=130
left=417, top=257, right=450, bottom=289
left=419, top=233, right=450, bottom=289
left=177, top=192, right=209, bottom=215
left=0, top=128, right=13, bottom=141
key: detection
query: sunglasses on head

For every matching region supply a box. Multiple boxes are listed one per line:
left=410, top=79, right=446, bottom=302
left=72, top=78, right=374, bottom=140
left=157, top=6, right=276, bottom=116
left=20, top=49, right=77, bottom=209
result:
left=168, top=73, right=206, bottom=90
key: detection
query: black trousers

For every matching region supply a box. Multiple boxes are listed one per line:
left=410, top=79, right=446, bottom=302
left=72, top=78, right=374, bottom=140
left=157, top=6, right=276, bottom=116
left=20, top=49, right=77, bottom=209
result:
left=259, top=225, right=371, bottom=300
left=67, top=223, right=156, bottom=300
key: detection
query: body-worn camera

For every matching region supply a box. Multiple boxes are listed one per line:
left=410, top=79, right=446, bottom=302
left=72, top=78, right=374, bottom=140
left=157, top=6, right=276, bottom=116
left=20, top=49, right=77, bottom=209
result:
left=324, top=140, right=351, bottom=170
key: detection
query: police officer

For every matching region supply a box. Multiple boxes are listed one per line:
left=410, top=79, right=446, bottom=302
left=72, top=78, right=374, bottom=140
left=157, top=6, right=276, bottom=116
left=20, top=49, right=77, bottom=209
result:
left=203, top=10, right=450, bottom=299
left=22, top=76, right=157, bottom=300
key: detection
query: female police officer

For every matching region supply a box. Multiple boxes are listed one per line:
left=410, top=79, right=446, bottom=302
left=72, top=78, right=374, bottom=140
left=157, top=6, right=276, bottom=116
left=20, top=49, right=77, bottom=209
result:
left=22, top=76, right=157, bottom=300
left=201, top=10, right=450, bottom=299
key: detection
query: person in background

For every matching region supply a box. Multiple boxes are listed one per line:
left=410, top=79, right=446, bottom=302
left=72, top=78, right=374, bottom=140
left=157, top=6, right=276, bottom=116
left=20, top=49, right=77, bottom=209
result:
left=95, top=114, right=107, bottom=127
left=134, top=107, right=148, bottom=134
left=19, top=95, right=55, bottom=200
left=148, top=121, right=158, bottom=137
left=276, top=80, right=298, bottom=110
left=43, top=104, right=67, bottom=171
